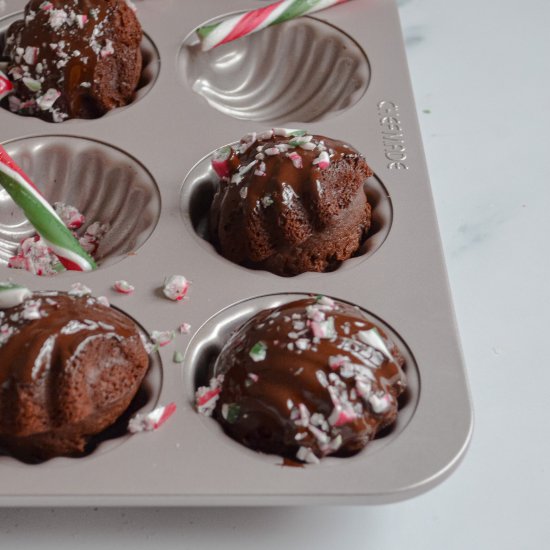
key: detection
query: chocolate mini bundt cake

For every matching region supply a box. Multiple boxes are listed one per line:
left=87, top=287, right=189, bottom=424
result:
left=0, top=290, right=149, bottom=460
left=2, top=0, right=142, bottom=122
left=208, top=130, right=373, bottom=276
left=196, top=296, right=406, bottom=464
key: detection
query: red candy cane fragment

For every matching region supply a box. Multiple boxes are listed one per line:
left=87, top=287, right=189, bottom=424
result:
left=128, top=403, right=177, bottom=433
left=0, top=70, right=14, bottom=100
left=113, top=280, right=135, bottom=294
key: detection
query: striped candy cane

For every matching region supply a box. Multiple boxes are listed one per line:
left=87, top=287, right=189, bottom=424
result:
left=197, top=0, right=351, bottom=51
left=0, top=145, right=97, bottom=272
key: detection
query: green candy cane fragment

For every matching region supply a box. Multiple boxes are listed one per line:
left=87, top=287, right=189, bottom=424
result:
left=249, top=341, right=268, bottom=362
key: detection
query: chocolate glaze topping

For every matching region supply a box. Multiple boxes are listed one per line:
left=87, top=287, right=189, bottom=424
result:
left=209, top=130, right=372, bottom=276
left=197, top=297, right=406, bottom=464
left=0, top=291, right=138, bottom=385
left=2, top=0, right=142, bottom=121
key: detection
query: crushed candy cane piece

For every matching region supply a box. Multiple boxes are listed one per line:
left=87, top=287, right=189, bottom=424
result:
left=0, top=282, right=31, bottom=309
left=113, top=280, right=134, bottom=294
left=173, top=350, right=184, bottom=363
left=287, top=151, right=303, bottom=169
left=357, top=328, right=393, bottom=360
left=309, top=317, right=336, bottom=339
left=211, top=146, right=233, bottom=179
left=151, top=330, right=175, bottom=347
left=296, top=446, right=320, bottom=464
left=78, top=221, right=109, bottom=255
left=257, top=129, right=274, bottom=140
left=96, top=295, right=110, bottom=307
left=163, top=275, right=190, bottom=301
left=68, top=282, right=92, bottom=297
left=22, top=77, right=41, bottom=92
left=8, top=236, right=64, bottom=276
left=313, top=150, right=330, bottom=169
left=21, top=299, right=42, bottom=320
left=36, top=88, right=60, bottom=110
left=369, top=393, right=393, bottom=414
left=239, top=132, right=257, bottom=154
left=23, top=46, right=39, bottom=65
left=0, top=324, right=15, bottom=346
left=100, top=39, right=114, bottom=58
left=48, top=8, right=67, bottom=30
left=196, top=375, right=224, bottom=416
left=299, top=141, right=317, bottom=151
left=316, top=295, right=335, bottom=307
left=328, top=406, right=358, bottom=427
left=328, top=354, right=348, bottom=370
left=76, top=14, right=88, bottom=28
left=249, top=341, right=267, bottom=362
left=139, top=332, right=155, bottom=355
left=261, top=194, right=274, bottom=207
left=54, top=202, right=85, bottom=229
left=178, top=322, right=191, bottom=334
left=128, top=402, right=177, bottom=433
left=289, top=134, right=313, bottom=147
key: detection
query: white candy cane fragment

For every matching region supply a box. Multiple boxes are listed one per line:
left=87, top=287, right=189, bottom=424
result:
left=0, top=282, right=32, bottom=309
left=68, top=282, right=92, bottom=297
left=163, top=275, right=190, bottom=301
left=178, top=322, right=191, bottom=334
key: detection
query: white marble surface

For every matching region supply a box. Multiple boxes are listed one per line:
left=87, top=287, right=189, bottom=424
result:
left=1, top=0, right=549, bottom=547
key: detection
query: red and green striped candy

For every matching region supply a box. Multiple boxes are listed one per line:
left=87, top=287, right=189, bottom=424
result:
left=0, top=145, right=96, bottom=272
left=197, top=0, right=350, bottom=51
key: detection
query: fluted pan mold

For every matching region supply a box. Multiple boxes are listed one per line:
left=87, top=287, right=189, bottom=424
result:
left=182, top=17, right=370, bottom=123
left=0, top=136, right=160, bottom=270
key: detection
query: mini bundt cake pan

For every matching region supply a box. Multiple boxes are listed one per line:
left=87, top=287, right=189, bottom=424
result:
left=0, top=135, right=160, bottom=269
left=180, top=16, right=370, bottom=123
left=0, top=0, right=472, bottom=506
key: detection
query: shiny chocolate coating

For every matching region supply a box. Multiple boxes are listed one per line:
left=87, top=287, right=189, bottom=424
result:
left=209, top=131, right=372, bottom=276
left=2, top=0, right=142, bottom=122
left=206, top=297, right=406, bottom=464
